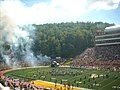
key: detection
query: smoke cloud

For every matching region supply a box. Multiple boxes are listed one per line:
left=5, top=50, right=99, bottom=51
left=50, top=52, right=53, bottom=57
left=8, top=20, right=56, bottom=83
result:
left=0, top=6, right=50, bottom=68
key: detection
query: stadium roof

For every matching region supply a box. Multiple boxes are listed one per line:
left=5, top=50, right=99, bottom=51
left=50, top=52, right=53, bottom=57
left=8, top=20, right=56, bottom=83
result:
left=105, top=25, right=120, bottom=30
left=105, top=25, right=120, bottom=33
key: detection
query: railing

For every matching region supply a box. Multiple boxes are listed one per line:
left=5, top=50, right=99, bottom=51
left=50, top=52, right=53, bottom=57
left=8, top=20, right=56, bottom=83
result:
left=95, top=37, right=120, bottom=41
left=96, top=42, right=120, bottom=46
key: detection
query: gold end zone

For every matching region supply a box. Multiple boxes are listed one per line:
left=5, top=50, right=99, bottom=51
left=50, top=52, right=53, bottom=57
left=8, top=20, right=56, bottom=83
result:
left=31, top=80, right=80, bottom=90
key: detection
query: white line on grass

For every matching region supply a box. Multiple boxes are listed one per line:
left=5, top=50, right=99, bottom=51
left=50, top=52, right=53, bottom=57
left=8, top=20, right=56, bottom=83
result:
left=99, top=78, right=119, bottom=90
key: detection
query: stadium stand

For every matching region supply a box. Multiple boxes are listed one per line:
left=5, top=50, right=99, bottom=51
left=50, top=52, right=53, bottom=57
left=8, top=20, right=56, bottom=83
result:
left=73, top=25, right=120, bottom=69
left=0, top=76, right=44, bottom=90
left=95, top=25, right=120, bottom=60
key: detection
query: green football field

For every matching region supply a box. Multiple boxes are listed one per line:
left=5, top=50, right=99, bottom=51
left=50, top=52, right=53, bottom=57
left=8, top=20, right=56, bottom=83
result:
left=5, top=67, right=120, bottom=90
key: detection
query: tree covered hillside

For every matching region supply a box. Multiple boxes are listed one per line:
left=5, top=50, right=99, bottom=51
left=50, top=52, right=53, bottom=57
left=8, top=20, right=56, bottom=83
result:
left=32, top=22, right=114, bottom=58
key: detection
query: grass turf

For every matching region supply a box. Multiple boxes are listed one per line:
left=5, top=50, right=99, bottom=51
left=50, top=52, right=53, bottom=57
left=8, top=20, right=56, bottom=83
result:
left=4, top=67, right=120, bottom=90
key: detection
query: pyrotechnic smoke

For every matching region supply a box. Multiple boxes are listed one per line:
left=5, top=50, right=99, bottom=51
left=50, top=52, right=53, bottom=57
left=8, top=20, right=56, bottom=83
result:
left=0, top=8, right=15, bottom=44
left=0, top=7, right=50, bottom=68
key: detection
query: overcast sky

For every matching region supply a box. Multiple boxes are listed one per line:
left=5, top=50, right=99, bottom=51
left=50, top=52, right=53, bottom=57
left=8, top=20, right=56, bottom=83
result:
left=0, top=0, right=120, bottom=25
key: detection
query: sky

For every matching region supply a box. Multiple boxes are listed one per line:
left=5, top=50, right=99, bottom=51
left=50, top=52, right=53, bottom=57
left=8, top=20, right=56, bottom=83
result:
left=0, top=0, right=120, bottom=25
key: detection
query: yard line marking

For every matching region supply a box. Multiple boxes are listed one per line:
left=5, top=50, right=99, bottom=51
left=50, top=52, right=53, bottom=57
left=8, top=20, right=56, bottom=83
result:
left=99, top=77, right=120, bottom=90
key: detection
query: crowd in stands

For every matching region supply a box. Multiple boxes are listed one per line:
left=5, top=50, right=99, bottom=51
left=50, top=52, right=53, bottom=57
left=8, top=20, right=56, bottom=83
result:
left=95, top=45, right=120, bottom=60
left=90, top=60, right=120, bottom=69
left=73, top=48, right=95, bottom=67
left=0, top=76, right=45, bottom=90
left=0, top=69, right=46, bottom=90
left=0, top=66, right=49, bottom=90
left=73, top=47, right=120, bottom=69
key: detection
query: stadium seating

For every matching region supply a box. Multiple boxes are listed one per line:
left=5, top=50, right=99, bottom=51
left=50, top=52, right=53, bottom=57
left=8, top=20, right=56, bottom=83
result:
left=73, top=48, right=120, bottom=69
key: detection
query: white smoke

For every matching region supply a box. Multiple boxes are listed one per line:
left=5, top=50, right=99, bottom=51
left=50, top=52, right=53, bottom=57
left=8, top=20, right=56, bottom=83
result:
left=0, top=7, right=50, bottom=68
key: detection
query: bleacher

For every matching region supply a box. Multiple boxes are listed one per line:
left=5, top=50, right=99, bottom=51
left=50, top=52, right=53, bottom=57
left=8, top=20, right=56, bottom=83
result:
left=95, top=25, right=120, bottom=60
left=73, top=25, right=120, bottom=69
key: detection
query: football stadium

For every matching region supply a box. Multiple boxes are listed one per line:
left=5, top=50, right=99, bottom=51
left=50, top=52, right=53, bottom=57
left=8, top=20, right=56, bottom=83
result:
left=0, top=0, right=120, bottom=90
left=0, top=25, right=120, bottom=90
